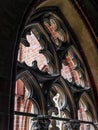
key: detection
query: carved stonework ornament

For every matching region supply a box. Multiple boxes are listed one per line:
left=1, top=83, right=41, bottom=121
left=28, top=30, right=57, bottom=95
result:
left=15, top=6, right=97, bottom=130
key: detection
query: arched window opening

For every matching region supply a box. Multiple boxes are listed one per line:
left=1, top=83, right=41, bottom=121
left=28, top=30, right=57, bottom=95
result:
left=78, top=94, right=97, bottom=130
left=48, top=83, right=73, bottom=130
left=14, top=6, right=98, bottom=130
left=14, top=79, right=32, bottom=130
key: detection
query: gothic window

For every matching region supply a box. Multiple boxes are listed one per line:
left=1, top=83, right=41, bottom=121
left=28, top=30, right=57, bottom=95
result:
left=14, top=7, right=97, bottom=130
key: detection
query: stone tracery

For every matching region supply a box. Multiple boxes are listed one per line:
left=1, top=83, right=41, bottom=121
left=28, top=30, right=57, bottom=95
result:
left=14, top=7, right=97, bottom=130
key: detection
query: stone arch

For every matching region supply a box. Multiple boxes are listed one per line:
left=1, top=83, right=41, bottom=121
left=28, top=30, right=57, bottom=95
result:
left=0, top=0, right=98, bottom=130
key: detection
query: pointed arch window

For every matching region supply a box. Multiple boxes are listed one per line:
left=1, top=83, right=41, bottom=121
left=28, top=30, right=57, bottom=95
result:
left=14, top=6, right=97, bottom=130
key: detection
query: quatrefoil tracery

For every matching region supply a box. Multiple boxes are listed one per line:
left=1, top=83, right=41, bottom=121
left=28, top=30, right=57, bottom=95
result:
left=43, top=15, right=69, bottom=47
left=16, top=7, right=95, bottom=130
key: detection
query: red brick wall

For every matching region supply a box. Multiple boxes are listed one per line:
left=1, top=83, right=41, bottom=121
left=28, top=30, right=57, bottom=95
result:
left=18, top=34, right=47, bottom=69
left=14, top=79, right=33, bottom=130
